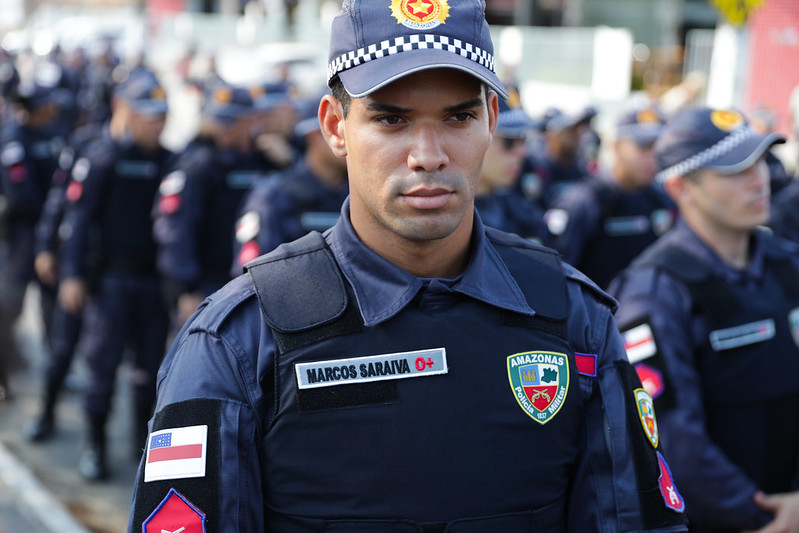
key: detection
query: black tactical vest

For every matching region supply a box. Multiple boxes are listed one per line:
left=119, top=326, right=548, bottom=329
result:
left=246, top=230, right=584, bottom=532
left=638, top=239, right=799, bottom=492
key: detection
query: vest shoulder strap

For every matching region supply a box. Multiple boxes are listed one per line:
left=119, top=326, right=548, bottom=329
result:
left=245, top=231, right=348, bottom=333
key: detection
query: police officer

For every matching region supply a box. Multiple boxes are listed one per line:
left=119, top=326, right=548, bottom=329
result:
left=0, top=80, right=63, bottom=399
left=475, top=93, right=550, bottom=244
left=154, top=84, right=270, bottom=328
left=608, top=107, right=799, bottom=532
left=128, top=2, right=688, bottom=531
left=545, top=105, right=676, bottom=289
left=25, top=119, right=105, bottom=441
left=518, top=105, right=596, bottom=208
left=59, top=70, right=173, bottom=480
left=233, top=90, right=348, bottom=268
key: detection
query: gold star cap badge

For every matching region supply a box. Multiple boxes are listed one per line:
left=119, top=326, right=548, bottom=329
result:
left=390, top=0, right=450, bottom=30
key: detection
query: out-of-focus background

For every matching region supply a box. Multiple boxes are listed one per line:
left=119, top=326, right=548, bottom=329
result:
left=0, top=1, right=797, bottom=532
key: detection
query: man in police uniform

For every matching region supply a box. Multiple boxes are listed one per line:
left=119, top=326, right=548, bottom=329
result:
left=0, top=80, right=63, bottom=400
left=128, top=1, right=688, bottom=531
left=518, top=105, right=596, bottom=209
left=154, top=84, right=271, bottom=329
left=59, top=70, right=174, bottom=480
left=545, top=105, right=676, bottom=289
left=609, top=107, right=799, bottom=532
left=232, top=89, right=348, bottom=269
left=475, top=93, right=550, bottom=244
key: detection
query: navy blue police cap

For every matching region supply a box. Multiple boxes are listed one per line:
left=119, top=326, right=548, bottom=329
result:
left=496, top=87, right=536, bottom=139
left=541, top=106, right=595, bottom=134
left=654, top=107, right=785, bottom=183
left=250, top=81, right=292, bottom=112
left=115, top=71, right=169, bottom=117
left=204, top=85, right=254, bottom=125
left=327, top=0, right=508, bottom=99
left=616, top=105, right=665, bottom=147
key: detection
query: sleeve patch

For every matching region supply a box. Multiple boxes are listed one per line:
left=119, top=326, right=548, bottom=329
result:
left=574, top=352, right=597, bottom=376
left=1, top=141, right=24, bottom=165
left=159, top=170, right=187, bottom=196
left=235, top=211, right=260, bottom=244
left=622, top=322, right=657, bottom=363
left=657, top=451, right=685, bottom=513
left=144, top=425, right=208, bottom=483
left=131, top=399, right=221, bottom=533
left=142, top=488, right=206, bottom=533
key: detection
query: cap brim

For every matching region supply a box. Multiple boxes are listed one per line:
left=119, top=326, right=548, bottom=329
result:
left=337, top=49, right=508, bottom=99
left=132, top=101, right=169, bottom=117
left=706, top=131, right=785, bottom=174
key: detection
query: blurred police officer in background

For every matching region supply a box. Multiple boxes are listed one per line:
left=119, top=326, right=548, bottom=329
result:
left=518, top=105, right=596, bottom=208
left=250, top=81, right=300, bottom=171
left=0, top=79, right=64, bottom=400
left=154, top=84, right=270, bottom=329
left=608, top=107, right=799, bottom=532
left=474, top=92, right=551, bottom=244
left=25, top=114, right=107, bottom=441
left=128, top=1, right=688, bottom=531
left=58, top=70, right=173, bottom=481
left=233, top=88, right=348, bottom=268
left=545, top=105, right=676, bottom=289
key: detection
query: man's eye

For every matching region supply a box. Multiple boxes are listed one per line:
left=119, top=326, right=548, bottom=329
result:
left=377, top=115, right=404, bottom=126
left=451, top=112, right=475, bottom=123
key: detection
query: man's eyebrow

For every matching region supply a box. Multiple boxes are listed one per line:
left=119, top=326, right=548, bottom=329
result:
left=364, top=101, right=412, bottom=114
left=364, top=98, right=484, bottom=114
left=444, top=98, right=484, bottom=113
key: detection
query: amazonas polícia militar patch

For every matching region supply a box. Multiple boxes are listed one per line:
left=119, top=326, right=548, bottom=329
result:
left=507, top=351, right=569, bottom=425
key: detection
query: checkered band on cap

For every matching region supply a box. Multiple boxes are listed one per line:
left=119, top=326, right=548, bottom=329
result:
left=327, top=34, right=497, bottom=83
left=655, top=126, right=758, bottom=184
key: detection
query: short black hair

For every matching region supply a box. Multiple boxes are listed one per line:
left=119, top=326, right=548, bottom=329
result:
left=330, top=77, right=351, bottom=117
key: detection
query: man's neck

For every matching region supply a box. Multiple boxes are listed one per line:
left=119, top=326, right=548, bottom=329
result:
left=685, top=215, right=753, bottom=269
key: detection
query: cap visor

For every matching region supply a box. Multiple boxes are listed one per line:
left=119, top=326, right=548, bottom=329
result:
left=337, top=49, right=508, bottom=99
left=707, top=132, right=785, bottom=174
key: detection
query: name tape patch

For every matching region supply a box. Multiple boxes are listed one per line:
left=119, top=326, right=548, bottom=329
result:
left=709, top=318, right=775, bottom=351
left=296, top=348, right=448, bottom=390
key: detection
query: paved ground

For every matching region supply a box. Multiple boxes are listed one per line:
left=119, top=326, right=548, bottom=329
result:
left=0, top=287, right=138, bottom=533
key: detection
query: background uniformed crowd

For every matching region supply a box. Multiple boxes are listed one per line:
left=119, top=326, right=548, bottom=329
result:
left=0, top=13, right=797, bottom=487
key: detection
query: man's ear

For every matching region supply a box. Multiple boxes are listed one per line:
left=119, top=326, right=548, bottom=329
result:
left=319, top=94, right=347, bottom=158
left=663, top=175, right=689, bottom=205
left=487, top=89, right=498, bottom=139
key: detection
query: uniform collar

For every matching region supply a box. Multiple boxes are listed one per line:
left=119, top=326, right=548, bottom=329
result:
left=326, top=199, right=534, bottom=327
left=669, top=219, right=766, bottom=282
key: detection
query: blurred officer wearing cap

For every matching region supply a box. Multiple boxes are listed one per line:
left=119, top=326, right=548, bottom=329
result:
left=58, top=70, right=174, bottom=480
left=0, top=79, right=64, bottom=399
left=519, top=105, right=596, bottom=209
left=154, top=84, right=273, bottom=329
left=545, top=105, right=676, bottom=289
left=475, top=92, right=551, bottom=244
left=129, top=2, right=688, bottom=531
left=250, top=81, right=300, bottom=170
left=25, top=117, right=106, bottom=442
left=608, top=107, right=799, bottom=532
left=232, top=88, right=348, bottom=270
